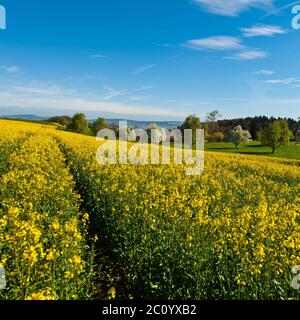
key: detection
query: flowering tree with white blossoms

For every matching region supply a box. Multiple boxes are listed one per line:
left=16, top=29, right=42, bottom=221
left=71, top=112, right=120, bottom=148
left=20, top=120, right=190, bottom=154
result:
left=229, top=125, right=252, bottom=149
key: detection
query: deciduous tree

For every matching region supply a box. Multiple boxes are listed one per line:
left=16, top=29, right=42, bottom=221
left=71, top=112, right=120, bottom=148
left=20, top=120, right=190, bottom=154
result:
left=229, top=125, right=251, bottom=149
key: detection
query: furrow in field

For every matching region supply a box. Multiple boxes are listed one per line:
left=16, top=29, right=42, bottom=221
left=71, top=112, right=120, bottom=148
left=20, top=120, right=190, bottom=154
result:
left=0, top=132, right=94, bottom=300
left=53, top=130, right=300, bottom=300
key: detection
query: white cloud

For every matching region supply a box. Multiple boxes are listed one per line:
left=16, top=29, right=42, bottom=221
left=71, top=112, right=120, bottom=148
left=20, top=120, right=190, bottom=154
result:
left=13, top=85, right=77, bottom=96
left=2, top=65, right=21, bottom=74
left=134, top=85, right=157, bottom=91
left=264, top=78, right=300, bottom=85
left=241, top=24, right=287, bottom=37
left=185, top=36, right=244, bottom=51
left=129, top=95, right=151, bottom=101
left=267, top=98, right=300, bottom=104
left=89, top=54, right=106, bottom=58
left=253, top=69, right=274, bottom=75
left=184, top=36, right=269, bottom=61
left=0, top=84, right=185, bottom=118
left=227, top=49, right=268, bottom=60
left=193, top=0, right=274, bottom=17
left=132, top=64, right=155, bottom=75
left=102, top=86, right=127, bottom=100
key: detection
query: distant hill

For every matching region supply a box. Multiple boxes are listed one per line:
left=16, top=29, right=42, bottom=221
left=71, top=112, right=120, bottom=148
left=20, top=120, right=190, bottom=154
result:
left=1, top=114, right=47, bottom=121
left=1, top=114, right=182, bottom=129
left=105, top=119, right=182, bottom=129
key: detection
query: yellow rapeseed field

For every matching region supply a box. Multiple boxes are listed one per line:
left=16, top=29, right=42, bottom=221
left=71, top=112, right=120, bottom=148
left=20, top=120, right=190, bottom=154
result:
left=0, top=121, right=94, bottom=300
left=0, top=119, right=299, bottom=300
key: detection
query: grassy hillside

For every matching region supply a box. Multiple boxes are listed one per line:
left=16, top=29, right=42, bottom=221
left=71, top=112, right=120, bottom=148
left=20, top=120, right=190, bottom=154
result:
left=205, top=141, right=300, bottom=160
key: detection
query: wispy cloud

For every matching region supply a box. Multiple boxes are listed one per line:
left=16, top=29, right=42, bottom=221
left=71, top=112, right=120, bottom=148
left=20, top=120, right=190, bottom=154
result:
left=0, top=84, right=185, bottom=118
left=102, top=86, right=127, bottom=100
left=129, top=95, right=152, bottom=101
left=134, top=85, right=157, bottom=91
left=13, top=85, right=77, bottom=96
left=101, top=85, right=156, bottom=102
left=227, top=49, right=268, bottom=60
left=184, top=36, right=244, bottom=51
left=253, top=69, right=274, bottom=75
left=193, top=0, right=274, bottom=17
left=184, top=36, right=268, bottom=61
left=261, top=1, right=300, bottom=18
left=241, top=24, right=287, bottom=37
left=1, top=65, right=21, bottom=74
left=89, top=54, right=106, bottom=59
left=217, top=97, right=300, bottom=113
left=132, top=64, right=155, bottom=75
left=264, top=77, right=300, bottom=86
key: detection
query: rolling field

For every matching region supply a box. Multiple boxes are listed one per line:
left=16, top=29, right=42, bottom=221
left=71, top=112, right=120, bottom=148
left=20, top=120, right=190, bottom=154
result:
left=0, top=119, right=300, bottom=300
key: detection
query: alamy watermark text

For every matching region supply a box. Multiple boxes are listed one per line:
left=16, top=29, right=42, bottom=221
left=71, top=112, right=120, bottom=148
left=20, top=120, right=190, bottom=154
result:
left=292, top=4, right=300, bottom=30
left=96, top=121, right=204, bottom=176
left=0, top=5, right=6, bottom=30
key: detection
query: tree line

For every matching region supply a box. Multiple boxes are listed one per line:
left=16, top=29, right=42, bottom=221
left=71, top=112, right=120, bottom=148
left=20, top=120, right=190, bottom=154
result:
left=49, top=114, right=109, bottom=136
left=216, top=116, right=299, bottom=140
left=180, top=112, right=299, bottom=154
left=49, top=112, right=300, bottom=154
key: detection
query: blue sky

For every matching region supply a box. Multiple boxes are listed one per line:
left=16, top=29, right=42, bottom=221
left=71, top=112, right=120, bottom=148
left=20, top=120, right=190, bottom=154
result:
left=0, top=0, right=299, bottom=120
